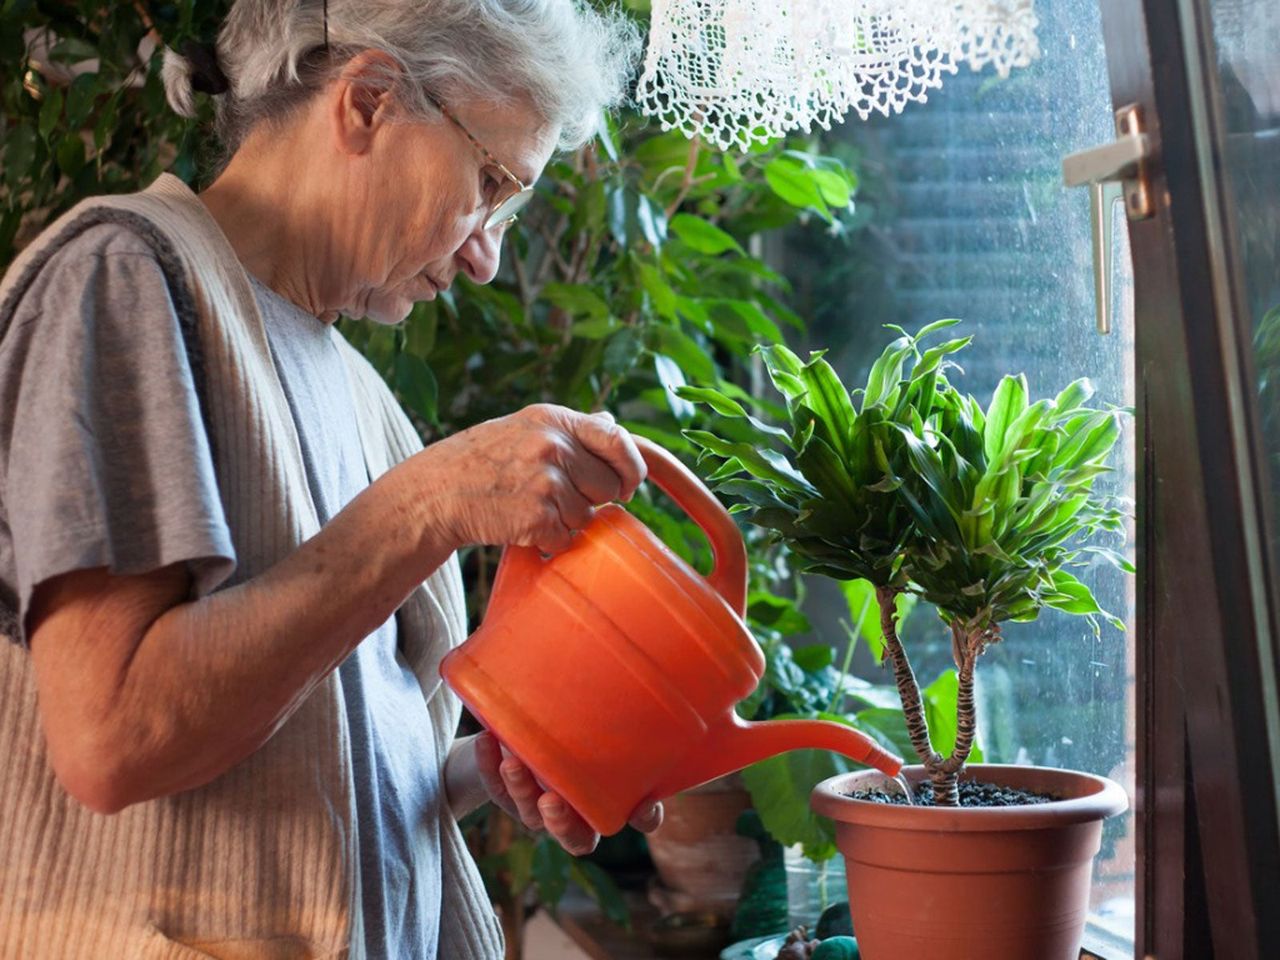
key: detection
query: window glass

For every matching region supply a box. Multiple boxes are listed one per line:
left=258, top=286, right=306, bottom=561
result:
left=1214, top=2, right=1280, bottom=590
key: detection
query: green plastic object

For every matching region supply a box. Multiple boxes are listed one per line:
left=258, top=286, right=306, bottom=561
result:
left=814, top=901, right=854, bottom=940
left=730, top=812, right=789, bottom=941
left=729, top=855, right=789, bottom=941
left=810, top=935, right=859, bottom=960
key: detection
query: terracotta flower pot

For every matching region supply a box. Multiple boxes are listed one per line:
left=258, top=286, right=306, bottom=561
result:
left=646, top=777, right=759, bottom=919
left=811, top=764, right=1128, bottom=960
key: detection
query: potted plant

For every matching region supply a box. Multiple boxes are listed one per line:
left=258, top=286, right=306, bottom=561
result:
left=678, top=321, right=1132, bottom=959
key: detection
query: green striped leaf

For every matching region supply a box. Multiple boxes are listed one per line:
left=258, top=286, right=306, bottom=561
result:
left=996, top=398, right=1054, bottom=460
left=894, top=426, right=963, bottom=540
left=1043, top=569, right=1104, bottom=616
left=759, top=344, right=810, bottom=412
left=913, top=336, right=973, bottom=379
left=675, top=384, right=747, bottom=418
left=1081, top=546, right=1136, bottom=574
left=796, top=434, right=858, bottom=504
left=984, top=374, right=1028, bottom=465
left=799, top=355, right=858, bottom=462
left=914, top=318, right=964, bottom=340
left=1056, top=411, right=1122, bottom=470
left=675, top=384, right=793, bottom=442
left=682, top=430, right=816, bottom=494
left=1054, top=378, right=1096, bottom=415
left=863, top=337, right=914, bottom=412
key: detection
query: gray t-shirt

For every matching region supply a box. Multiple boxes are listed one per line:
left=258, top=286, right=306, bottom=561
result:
left=0, top=223, right=443, bottom=958
left=0, top=225, right=234, bottom=636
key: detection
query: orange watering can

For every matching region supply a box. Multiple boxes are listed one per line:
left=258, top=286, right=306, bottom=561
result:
left=440, top=436, right=903, bottom=836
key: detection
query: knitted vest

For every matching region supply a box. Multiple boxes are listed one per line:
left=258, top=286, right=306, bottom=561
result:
left=0, top=174, right=503, bottom=960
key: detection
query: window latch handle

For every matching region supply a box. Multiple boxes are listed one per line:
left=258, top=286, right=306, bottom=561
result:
left=1062, top=104, right=1155, bottom=335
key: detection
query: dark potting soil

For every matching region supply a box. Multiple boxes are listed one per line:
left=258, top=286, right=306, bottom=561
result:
left=847, top=780, right=1058, bottom=807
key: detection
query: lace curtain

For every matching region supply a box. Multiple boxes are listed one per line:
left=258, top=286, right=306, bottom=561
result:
left=637, top=0, right=1041, bottom=151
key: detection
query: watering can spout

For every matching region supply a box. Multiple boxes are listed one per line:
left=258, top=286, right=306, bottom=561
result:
left=649, top=713, right=904, bottom=801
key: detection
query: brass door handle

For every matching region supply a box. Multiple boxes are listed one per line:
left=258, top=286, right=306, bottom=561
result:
left=1062, top=104, right=1155, bottom=334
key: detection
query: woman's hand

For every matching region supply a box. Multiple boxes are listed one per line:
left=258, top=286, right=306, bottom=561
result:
left=473, top=732, right=663, bottom=855
left=419, top=404, right=647, bottom=555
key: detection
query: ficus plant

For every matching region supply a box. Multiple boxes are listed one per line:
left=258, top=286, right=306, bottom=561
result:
left=679, top=322, right=1132, bottom=806
left=0, top=0, right=228, bottom=261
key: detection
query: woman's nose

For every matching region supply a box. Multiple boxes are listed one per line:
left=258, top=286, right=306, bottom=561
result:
left=456, top=220, right=504, bottom=285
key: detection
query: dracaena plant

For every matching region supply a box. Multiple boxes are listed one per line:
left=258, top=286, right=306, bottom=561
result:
left=678, top=322, right=1131, bottom=806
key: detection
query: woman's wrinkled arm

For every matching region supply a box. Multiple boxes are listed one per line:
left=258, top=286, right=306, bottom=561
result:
left=29, top=454, right=456, bottom=815
left=28, top=405, right=645, bottom=815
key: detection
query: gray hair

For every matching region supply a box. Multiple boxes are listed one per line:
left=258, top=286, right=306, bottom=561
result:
left=162, top=0, right=642, bottom=152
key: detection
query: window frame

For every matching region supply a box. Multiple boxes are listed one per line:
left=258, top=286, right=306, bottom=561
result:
left=1098, top=0, right=1280, bottom=955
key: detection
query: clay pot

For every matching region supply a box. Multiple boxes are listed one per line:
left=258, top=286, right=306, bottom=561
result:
left=645, top=777, right=759, bottom=919
left=811, top=764, right=1128, bottom=960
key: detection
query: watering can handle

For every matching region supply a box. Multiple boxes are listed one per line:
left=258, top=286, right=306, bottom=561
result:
left=630, top=436, right=748, bottom=617
left=489, top=436, right=748, bottom=618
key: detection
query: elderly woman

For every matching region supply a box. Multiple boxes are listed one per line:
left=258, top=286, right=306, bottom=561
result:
left=0, top=1, right=657, bottom=957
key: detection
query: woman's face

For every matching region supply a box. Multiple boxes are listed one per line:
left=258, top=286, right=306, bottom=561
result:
left=349, top=94, right=559, bottom=325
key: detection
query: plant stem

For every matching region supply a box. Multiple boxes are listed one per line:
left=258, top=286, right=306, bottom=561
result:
left=566, top=230, right=591, bottom=283
left=875, top=586, right=939, bottom=769
left=535, top=218, right=572, bottom=279
left=823, top=616, right=862, bottom=715
left=930, top=622, right=991, bottom=807
left=927, top=768, right=960, bottom=806
left=664, top=135, right=702, bottom=218
left=942, top=628, right=980, bottom=773
left=510, top=239, right=533, bottom=308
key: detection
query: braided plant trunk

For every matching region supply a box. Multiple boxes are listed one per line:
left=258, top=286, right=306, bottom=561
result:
left=875, top=588, right=992, bottom=807
left=875, top=587, right=940, bottom=772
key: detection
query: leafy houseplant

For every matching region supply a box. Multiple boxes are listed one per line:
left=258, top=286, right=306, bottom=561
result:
left=679, top=322, right=1133, bottom=958
left=679, top=321, right=1130, bottom=805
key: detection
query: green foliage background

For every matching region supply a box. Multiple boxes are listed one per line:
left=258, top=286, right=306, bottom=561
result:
left=0, top=1, right=228, bottom=259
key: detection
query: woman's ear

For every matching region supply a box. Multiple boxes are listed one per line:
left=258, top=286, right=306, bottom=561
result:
left=330, top=49, right=402, bottom=155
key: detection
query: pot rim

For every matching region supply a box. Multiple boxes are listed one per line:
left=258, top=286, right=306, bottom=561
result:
left=811, top=763, right=1129, bottom=833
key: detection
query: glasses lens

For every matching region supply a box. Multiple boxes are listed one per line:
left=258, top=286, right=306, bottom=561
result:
left=485, top=187, right=534, bottom=231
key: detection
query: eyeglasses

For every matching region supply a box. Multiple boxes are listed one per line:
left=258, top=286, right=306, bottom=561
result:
left=425, top=93, right=535, bottom=231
